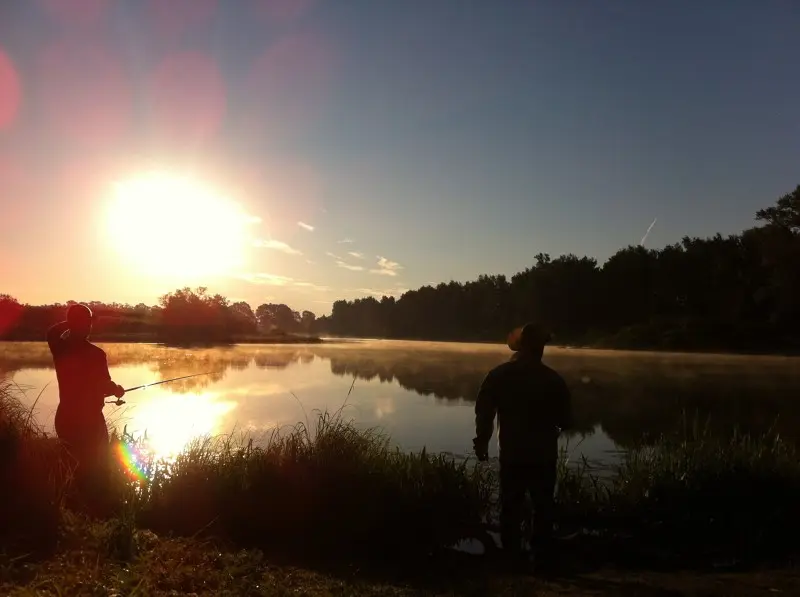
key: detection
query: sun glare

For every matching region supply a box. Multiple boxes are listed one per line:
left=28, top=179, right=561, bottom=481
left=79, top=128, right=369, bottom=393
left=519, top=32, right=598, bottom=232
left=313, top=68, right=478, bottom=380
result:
left=107, top=172, right=254, bottom=277
left=124, top=390, right=238, bottom=460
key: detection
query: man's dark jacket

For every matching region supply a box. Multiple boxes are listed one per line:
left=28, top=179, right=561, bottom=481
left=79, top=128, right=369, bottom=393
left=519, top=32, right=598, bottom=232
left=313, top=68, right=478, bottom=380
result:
left=474, top=352, right=572, bottom=463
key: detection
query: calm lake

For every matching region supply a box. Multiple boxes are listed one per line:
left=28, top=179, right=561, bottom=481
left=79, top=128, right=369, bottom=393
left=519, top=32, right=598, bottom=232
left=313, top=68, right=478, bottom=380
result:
left=2, top=340, right=799, bottom=470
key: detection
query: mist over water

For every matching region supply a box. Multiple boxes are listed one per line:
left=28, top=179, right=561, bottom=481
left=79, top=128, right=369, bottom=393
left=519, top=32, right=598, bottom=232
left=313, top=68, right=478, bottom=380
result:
left=2, top=340, right=798, bottom=469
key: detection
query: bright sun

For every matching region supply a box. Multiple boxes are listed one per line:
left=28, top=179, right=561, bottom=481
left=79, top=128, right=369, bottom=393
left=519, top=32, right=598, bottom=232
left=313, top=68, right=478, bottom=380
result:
left=107, top=172, right=253, bottom=277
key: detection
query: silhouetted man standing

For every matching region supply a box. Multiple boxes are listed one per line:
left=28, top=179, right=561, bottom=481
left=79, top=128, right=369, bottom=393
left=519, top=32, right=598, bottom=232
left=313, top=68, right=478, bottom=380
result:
left=473, top=323, right=571, bottom=565
left=47, top=304, right=124, bottom=513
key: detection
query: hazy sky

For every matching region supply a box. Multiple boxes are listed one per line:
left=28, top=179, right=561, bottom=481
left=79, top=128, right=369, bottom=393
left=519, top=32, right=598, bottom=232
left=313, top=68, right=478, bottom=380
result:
left=1, top=1, right=798, bottom=314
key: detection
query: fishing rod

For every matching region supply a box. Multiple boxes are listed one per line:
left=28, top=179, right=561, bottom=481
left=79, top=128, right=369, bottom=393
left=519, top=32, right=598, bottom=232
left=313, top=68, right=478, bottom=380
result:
left=105, top=372, right=215, bottom=406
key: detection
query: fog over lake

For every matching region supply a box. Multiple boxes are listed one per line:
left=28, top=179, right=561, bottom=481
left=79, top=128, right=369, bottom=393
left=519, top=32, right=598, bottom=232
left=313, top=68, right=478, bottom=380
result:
left=3, top=340, right=798, bottom=469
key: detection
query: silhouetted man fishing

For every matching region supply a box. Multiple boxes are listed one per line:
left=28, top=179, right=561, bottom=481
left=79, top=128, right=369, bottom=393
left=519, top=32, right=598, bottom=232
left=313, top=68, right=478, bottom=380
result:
left=47, top=304, right=125, bottom=514
left=473, top=323, right=572, bottom=568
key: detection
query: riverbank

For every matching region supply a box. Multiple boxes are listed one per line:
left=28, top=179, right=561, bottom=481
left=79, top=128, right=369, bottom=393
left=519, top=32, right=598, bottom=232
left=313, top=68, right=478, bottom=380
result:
left=2, top=379, right=799, bottom=594
left=2, top=516, right=798, bottom=596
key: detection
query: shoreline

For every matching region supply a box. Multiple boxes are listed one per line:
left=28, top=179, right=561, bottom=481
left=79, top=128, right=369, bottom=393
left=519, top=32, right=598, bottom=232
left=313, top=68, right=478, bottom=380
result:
left=314, top=335, right=800, bottom=358
left=0, top=333, right=326, bottom=347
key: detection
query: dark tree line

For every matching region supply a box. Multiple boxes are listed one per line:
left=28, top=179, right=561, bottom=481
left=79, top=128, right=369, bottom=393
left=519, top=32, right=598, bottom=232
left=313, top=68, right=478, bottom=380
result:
left=0, top=288, right=318, bottom=344
left=317, top=186, right=800, bottom=352
left=2, top=186, right=797, bottom=352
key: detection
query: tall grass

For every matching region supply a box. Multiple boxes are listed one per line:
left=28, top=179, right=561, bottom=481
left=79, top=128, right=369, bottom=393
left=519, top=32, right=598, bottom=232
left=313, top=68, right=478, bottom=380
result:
left=552, top=418, right=800, bottom=562
left=0, top=380, right=71, bottom=555
left=3, top=375, right=800, bottom=567
left=132, top=410, right=495, bottom=560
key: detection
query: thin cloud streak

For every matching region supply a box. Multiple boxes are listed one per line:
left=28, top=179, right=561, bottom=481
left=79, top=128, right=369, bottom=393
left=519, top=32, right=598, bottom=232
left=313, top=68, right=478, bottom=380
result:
left=337, top=238, right=354, bottom=244
left=298, top=221, right=315, bottom=231
left=348, top=251, right=364, bottom=259
left=294, top=281, right=331, bottom=291
left=640, top=218, right=658, bottom=246
left=239, top=273, right=294, bottom=286
left=325, top=251, right=342, bottom=260
left=239, top=273, right=330, bottom=292
left=254, top=239, right=302, bottom=255
left=337, top=260, right=365, bottom=271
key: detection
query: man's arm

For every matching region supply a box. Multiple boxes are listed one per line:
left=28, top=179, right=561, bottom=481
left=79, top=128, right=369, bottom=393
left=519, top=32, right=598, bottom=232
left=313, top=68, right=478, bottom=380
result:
left=473, top=369, right=499, bottom=459
left=46, top=321, right=70, bottom=353
left=99, top=353, right=125, bottom=401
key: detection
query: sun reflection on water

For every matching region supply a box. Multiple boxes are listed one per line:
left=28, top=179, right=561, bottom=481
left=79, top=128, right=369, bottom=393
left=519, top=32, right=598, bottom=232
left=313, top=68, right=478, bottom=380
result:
left=119, top=390, right=238, bottom=463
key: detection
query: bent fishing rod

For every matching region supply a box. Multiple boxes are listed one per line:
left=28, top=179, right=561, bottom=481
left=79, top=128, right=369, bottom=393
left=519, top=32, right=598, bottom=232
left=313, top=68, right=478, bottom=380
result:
left=105, top=372, right=215, bottom=406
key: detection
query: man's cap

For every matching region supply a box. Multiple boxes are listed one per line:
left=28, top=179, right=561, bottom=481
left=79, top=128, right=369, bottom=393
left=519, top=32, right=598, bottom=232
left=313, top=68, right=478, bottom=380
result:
left=507, top=323, right=552, bottom=351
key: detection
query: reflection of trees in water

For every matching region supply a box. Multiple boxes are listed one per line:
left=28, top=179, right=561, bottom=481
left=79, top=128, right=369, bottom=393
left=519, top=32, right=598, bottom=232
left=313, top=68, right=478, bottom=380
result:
left=4, top=342, right=800, bottom=448
left=149, top=348, right=309, bottom=391
left=253, top=351, right=303, bottom=370
left=2, top=344, right=307, bottom=393
left=323, top=348, right=501, bottom=403
left=321, top=347, right=800, bottom=448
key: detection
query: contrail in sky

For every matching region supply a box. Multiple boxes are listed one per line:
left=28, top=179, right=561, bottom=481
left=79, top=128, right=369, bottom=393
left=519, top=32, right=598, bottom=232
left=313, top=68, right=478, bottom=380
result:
left=640, top=218, right=657, bottom=246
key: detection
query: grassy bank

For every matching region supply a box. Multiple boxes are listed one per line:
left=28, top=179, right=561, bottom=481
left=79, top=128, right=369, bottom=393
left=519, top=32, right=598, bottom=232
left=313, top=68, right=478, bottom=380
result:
left=3, top=514, right=799, bottom=596
left=1, top=379, right=493, bottom=563
left=2, top=379, right=800, bottom=594
left=555, top=420, right=800, bottom=564
left=127, top=412, right=494, bottom=561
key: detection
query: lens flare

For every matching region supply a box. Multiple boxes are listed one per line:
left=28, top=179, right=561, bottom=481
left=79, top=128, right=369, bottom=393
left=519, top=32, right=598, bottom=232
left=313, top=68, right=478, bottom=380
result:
left=115, top=439, right=148, bottom=481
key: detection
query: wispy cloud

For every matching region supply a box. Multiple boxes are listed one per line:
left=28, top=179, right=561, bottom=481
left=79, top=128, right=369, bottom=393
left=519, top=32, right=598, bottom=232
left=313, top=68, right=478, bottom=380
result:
left=298, top=221, right=314, bottom=232
left=347, top=251, right=364, bottom=259
left=337, top=261, right=364, bottom=272
left=294, top=281, right=331, bottom=291
left=337, top=238, right=354, bottom=244
left=254, top=239, right=302, bottom=255
left=239, top=272, right=330, bottom=291
left=325, top=251, right=342, bottom=260
left=239, top=273, right=294, bottom=286
left=370, top=256, right=403, bottom=277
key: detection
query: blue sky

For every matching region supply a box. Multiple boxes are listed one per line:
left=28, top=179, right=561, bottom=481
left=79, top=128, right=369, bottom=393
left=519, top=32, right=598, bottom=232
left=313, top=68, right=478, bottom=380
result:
left=0, top=1, right=798, bottom=314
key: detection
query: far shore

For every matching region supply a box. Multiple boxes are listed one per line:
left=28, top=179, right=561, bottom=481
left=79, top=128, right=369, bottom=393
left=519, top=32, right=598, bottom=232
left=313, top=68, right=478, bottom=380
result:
left=0, top=332, right=325, bottom=346
left=312, top=335, right=800, bottom=358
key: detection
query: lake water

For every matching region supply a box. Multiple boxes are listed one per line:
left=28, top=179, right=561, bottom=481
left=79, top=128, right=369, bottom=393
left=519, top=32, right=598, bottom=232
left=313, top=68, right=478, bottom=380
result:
left=2, top=340, right=799, bottom=470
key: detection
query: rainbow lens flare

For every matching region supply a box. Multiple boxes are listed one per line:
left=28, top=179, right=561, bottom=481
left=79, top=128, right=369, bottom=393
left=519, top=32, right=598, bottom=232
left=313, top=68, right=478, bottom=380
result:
left=115, top=439, right=148, bottom=481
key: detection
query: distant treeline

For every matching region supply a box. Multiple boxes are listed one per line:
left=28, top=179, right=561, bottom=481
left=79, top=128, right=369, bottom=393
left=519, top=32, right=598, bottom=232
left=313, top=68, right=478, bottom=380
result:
left=0, top=288, right=320, bottom=345
left=3, top=186, right=798, bottom=352
left=316, top=185, right=800, bottom=353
